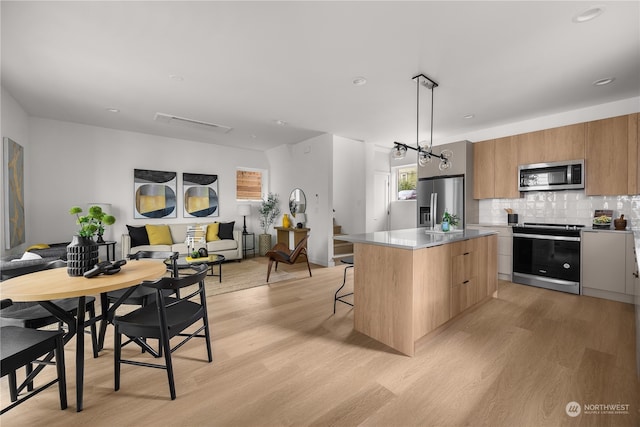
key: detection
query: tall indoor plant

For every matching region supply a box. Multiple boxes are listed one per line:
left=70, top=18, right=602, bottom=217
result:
left=67, top=205, right=116, bottom=276
left=258, top=193, right=281, bottom=256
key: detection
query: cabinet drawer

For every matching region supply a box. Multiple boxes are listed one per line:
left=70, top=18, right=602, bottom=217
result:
left=452, top=251, right=478, bottom=285
left=451, top=279, right=477, bottom=318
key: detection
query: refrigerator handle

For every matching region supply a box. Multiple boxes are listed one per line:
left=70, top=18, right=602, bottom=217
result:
left=433, top=192, right=438, bottom=229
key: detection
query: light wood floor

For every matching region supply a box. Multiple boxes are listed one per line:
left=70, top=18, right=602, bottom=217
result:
left=1, top=259, right=638, bottom=426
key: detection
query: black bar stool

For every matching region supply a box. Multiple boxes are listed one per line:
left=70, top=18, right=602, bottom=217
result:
left=333, top=256, right=354, bottom=313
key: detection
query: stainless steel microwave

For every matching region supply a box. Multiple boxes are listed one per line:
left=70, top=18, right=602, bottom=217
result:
left=518, top=160, right=584, bottom=191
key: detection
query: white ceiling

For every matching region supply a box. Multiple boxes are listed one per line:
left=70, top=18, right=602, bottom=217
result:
left=2, top=1, right=639, bottom=152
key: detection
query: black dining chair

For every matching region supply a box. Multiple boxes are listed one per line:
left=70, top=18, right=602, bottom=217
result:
left=113, top=264, right=212, bottom=400
left=1, top=325, right=67, bottom=414
left=0, top=260, right=99, bottom=358
left=105, top=251, right=179, bottom=307
left=99, top=251, right=179, bottom=351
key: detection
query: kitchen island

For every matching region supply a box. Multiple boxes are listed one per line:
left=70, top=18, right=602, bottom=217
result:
left=339, top=228, right=497, bottom=356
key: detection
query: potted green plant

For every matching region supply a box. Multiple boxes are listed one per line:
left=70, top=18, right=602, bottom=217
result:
left=442, top=211, right=459, bottom=231
left=257, top=193, right=281, bottom=255
left=67, top=205, right=116, bottom=276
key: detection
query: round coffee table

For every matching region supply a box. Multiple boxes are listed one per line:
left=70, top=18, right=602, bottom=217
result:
left=173, top=254, right=225, bottom=282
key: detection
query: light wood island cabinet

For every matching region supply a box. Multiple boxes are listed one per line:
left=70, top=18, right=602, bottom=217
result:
left=340, top=229, right=497, bottom=356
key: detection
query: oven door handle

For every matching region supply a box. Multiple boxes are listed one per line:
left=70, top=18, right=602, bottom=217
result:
left=513, top=233, right=580, bottom=242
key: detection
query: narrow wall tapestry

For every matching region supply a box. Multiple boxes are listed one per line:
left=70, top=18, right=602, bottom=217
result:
left=134, top=169, right=177, bottom=219
left=183, top=173, right=219, bottom=218
left=3, top=138, right=25, bottom=249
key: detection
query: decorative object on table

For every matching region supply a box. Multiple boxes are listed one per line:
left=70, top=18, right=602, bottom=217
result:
left=282, top=213, right=291, bottom=228
left=237, top=204, right=251, bottom=234
left=593, top=209, right=613, bottom=229
left=83, top=259, right=126, bottom=278
left=391, top=74, right=452, bottom=171
left=442, top=211, right=459, bottom=231
left=185, top=225, right=206, bottom=254
left=3, top=137, right=25, bottom=249
left=198, top=247, right=208, bottom=257
left=258, top=193, right=281, bottom=256
left=67, top=205, right=116, bottom=276
left=191, top=250, right=200, bottom=258
left=183, top=172, right=219, bottom=218
left=295, top=212, right=306, bottom=228
left=134, top=169, right=177, bottom=219
left=614, top=214, right=627, bottom=230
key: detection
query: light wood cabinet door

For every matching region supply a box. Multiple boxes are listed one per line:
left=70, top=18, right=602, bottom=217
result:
left=543, top=123, right=585, bottom=162
left=473, top=140, right=495, bottom=199
left=516, top=124, right=584, bottom=165
left=516, top=130, right=544, bottom=165
left=586, top=114, right=638, bottom=196
left=494, top=136, right=520, bottom=198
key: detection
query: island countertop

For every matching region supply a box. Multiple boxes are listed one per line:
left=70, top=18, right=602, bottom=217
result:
left=338, top=228, right=496, bottom=250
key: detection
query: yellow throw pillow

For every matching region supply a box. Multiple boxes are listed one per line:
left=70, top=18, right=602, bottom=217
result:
left=145, top=225, right=173, bottom=245
left=206, top=223, right=220, bottom=241
left=26, top=243, right=50, bottom=252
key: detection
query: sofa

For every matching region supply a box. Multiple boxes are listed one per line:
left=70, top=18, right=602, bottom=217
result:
left=0, top=243, right=69, bottom=281
left=121, top=222, right=243, bottom=261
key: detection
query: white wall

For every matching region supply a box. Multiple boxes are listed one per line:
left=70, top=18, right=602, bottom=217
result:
left=266, top=133, right=333, bottom=266
left=1, top=88, right=31, bottom=257
left=25, top=117, right=269, bottom=256
left=332, top=136, right=366, bottom=236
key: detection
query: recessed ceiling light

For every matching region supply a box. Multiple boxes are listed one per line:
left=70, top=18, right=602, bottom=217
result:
left=106, top=108, right=120, bottom=113
left=352, top=76, right=367, bottom=86
left=169, top=74, right=184, bottom=81
left=593, top=77, right=615, bottom=86
left=274, top=119, right=287, bottom=126
left=463, top=114, right=475, bottom=119
left=573, top=6, right=604, bottom=23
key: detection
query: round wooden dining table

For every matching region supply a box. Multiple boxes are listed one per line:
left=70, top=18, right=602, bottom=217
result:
left=1, top=260, right=167, bottom=412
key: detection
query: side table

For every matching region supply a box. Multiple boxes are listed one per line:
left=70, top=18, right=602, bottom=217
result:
left=242, top=232, right=255, bottom=258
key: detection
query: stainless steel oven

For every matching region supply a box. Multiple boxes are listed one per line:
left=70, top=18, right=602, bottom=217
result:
left=512, top=223, right=582, bottom=294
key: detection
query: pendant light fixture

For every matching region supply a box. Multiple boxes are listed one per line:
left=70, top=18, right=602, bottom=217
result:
left=392, top=74, right=452, bottom=171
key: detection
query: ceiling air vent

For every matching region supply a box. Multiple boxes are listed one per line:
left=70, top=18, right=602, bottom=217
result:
left=154, top=112, right=232, bottom=134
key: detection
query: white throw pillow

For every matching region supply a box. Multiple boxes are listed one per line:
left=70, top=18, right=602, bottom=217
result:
left=11, top=251, right=43, bottom=262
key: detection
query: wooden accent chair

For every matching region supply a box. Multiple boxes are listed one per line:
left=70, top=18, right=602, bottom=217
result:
left=265, top=235, right=312, bottom=282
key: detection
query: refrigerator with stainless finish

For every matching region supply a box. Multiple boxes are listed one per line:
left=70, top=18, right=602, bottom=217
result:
left=417, top=175, right=465, bottom=229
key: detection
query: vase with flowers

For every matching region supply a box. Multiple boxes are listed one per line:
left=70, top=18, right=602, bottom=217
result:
left=67, top=205, right=116, bottom=276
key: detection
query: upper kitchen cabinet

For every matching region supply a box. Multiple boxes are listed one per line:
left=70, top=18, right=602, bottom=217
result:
left=418, top=140, right=471, bottom=179
left=516, top=123, right=585, bottom=165
left=473, top=136, right=518, bottom=199
left=586, top=113, right=639, bottom=196
left=493, top=136, right=519, bottom=198
left=473, top=139, right=494, bottom=199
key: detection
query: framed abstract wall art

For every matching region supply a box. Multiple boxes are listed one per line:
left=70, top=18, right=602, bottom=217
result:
left=133, top=169, right=177, bottom=219
left=3, top=137, right=25, bottom=249
left=183, top=173, right=219, bottom=218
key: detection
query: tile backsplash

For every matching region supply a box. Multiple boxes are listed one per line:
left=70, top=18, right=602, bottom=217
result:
left=478, top=190, right=640, bottom=231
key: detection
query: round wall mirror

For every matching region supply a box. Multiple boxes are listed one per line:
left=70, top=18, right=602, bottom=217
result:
left=289, top=188, right=306, bottom=217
